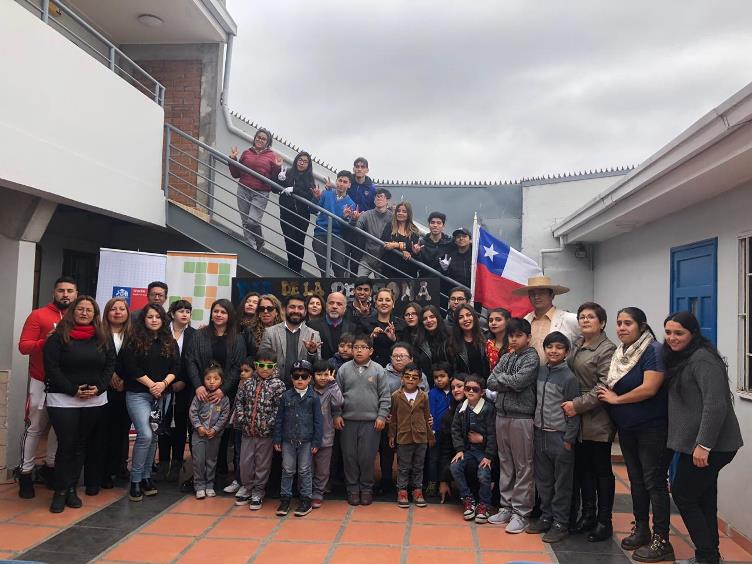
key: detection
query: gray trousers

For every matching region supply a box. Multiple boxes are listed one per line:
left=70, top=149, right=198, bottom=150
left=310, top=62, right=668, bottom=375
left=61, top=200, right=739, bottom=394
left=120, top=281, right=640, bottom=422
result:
left=312, top=233, right=348, bottom=276
left=312, top=445, right=333, bottom=500
left=237, top=188, right=269, bottom=250
left=340, top=420, right=381, bottom=494
left=534, top=428, right=575, bottom=526
left=240, top=435, right=274, bottom=499
left=192, top=431, right=222, bottom=490
left=496, top=416, right=535, bottom=516
left=396, top=443, right=428, bottom=490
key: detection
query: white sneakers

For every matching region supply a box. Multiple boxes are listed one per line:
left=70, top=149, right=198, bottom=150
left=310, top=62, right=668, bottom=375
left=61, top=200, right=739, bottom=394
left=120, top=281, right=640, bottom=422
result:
left=488, top=507, right=513, bottom=525
left=206, top=488, right=216, bottom=497
left=506, top=514, right=528, bottom=534
left=195, top=489, right=206, bottom=500
left=223, top=480, right=241, bottom=494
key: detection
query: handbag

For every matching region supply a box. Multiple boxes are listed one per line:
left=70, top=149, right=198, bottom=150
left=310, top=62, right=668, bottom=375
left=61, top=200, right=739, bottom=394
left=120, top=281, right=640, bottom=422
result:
left=149, top=395, right=171, bottom=436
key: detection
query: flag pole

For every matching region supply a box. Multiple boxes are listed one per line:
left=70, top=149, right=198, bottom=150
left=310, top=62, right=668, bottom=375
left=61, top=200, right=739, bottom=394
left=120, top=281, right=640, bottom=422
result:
left=470, top=212, right=479, bottom=306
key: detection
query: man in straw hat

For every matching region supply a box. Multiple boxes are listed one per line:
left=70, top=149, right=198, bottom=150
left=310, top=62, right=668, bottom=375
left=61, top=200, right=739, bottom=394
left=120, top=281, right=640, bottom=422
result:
left=512, top=276, right=580, bottom=363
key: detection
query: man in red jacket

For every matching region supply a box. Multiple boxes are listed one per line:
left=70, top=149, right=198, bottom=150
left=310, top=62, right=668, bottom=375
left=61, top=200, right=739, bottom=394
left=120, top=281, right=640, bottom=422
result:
left=17, top=276, right=77, bottom=498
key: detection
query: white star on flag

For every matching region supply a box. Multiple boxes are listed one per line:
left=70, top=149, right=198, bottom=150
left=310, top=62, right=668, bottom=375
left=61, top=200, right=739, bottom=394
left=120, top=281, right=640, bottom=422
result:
left=483, top=244, right=499, bottom=261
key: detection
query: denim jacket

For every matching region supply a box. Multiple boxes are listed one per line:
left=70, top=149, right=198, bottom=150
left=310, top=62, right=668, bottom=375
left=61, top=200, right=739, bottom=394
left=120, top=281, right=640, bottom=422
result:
left=273, top=386, right=323, bottom=448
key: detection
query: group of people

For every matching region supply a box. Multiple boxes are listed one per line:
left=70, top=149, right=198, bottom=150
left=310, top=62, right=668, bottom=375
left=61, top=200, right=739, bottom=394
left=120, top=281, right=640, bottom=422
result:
left=228, top=134, right=472, bottom=289
left=16, top=272, right=742, bottom=564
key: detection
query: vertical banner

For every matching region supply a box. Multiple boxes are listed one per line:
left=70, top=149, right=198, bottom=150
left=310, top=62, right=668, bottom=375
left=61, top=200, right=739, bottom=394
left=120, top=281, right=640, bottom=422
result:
left=95, top=248, right=166, bottom=311
left=166, top=251, right=238, bottom=327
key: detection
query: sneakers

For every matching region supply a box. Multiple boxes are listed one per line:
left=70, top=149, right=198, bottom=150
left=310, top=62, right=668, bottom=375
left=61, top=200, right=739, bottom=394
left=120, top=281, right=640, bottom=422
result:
left=542, top=522, right=569, bottom=543
left=294, top=498, right=313, bottom=517
left=488, top=507, right=513, bottom=525
left=235, top=493, right=252, bottom=506
left=347, top=492, right=361, bottom=506
left=360, top=491, right=374, bottom=505
left=474, top=503, right=490, bottom=524
left=632, top=533, right=675, bottom=563
left=206, top=488, right=216, bottom=497
left=249, top=497, right=263, bottom=511
left=413, top=489, right=427, bottom=508
left=311, top=498, right=323, bottom=509
left=276, top=498, right=291, bottom=516
left=224, top=480, right=241, bottom=494
left=398, top=490, right=410, bottom=508
left=527, top=518, right=553, bottom=534
left=196, top=489, right=206, bottom=500
left=506, top=514, right=528, bottom=534
left=462, top=497, right=476, bottom=521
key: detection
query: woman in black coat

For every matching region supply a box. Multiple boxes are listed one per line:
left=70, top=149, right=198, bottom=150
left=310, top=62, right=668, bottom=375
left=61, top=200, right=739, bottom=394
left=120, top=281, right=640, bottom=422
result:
left=279, top=151, right=317, bottom=273
left=413, top=305, right=452, bottom=386
left=451, top=304, right=489, bottom=379
left=357, top=287, right=405, bottom=367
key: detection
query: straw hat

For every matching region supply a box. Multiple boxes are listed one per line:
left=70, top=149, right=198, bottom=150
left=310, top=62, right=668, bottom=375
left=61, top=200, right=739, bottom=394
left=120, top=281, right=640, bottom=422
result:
left=511, top=275, right=570, bottom=296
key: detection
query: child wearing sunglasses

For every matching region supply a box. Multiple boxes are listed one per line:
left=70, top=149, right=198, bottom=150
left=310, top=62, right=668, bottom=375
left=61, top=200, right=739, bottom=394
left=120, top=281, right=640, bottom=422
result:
left=450, top=374, right=497, bottom=524
left=232, top=348, right=286, bottom=509
left=388, top=363, right=435, bottom=508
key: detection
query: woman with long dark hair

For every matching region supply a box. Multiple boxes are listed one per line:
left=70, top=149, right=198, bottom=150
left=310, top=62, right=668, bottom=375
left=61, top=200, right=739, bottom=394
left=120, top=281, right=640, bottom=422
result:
left=402, top=302, right=422, bottom=344
left=597, top=307, right=673, bottom=562
left=279, top=151, right=317, bottom=273
left=561, top=302, right=617, bottom=542
left=357, top=287, right=405, bottom=367
left=437, top=372, right=467, bottom=503
left=451, top=304, right=489, bottom=379
left=663, top=311, right=742, bottom=564
left=238, top=292, right=260, bottom=332
left=44, top=296, right=115, bottom=513
left=414, top=304, right=452, bottom=384
left=245, top=294, right=282, bottom=353
left=305, top=294, right=324, bottom=323
left=380, top=201, right=421, bottom=278
left=100, top=297, right=132, bottom=489
left=485, top=307, right=510, bottom=371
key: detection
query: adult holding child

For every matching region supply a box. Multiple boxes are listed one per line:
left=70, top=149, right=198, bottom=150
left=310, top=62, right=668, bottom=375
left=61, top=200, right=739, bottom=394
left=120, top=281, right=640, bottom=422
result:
left=44, top=296, right=115, bottom=513
left=663, top=312, right=742, bottom=564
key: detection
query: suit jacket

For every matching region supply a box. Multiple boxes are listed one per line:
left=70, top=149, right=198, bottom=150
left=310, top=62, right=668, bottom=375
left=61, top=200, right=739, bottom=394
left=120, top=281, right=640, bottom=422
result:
left=307, top=317, right=357, bottom=360
left=388, top=389, right=435, bottom=446
left=524, top=307, right=581, bottom=361
left=259, top=322, right=321, bottom=387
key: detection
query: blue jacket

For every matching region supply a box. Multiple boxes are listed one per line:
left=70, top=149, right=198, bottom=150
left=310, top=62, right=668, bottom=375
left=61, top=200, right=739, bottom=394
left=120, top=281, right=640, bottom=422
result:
left=347, top=176, right=376, bottom=213
left=314, top=190, right=355, bottom=237
left=428, top=387, right=452, bottom=433
left=273, top=386, right=323, bottom=448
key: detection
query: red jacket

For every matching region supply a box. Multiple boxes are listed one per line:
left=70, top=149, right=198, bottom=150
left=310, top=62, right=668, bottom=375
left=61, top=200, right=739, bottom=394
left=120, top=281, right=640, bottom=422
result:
left=228, top=148, right=281, bottom=192
left=18, top=303, right=65, bottom=382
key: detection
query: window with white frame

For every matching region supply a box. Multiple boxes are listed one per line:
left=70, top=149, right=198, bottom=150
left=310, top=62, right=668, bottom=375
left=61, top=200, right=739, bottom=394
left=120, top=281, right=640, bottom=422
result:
left=739, top=234, right=751, bottom=392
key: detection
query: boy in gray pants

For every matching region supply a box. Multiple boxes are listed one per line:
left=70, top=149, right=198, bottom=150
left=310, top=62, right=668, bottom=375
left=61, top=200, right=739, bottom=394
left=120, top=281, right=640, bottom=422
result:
left=189, top=365, right=231, bottom=499
left=312, top=360, right=343, bottom=508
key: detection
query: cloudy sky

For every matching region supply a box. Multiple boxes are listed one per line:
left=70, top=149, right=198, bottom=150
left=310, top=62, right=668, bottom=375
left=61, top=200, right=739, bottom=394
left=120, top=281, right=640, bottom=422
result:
left=226, top=0, right=752, bottom=182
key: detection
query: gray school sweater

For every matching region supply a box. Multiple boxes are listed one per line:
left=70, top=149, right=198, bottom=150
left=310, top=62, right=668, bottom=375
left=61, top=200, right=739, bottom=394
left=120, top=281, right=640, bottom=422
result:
left=336, top=359, right=391, bottom=421
left=356, top=208, right=393, bottom=260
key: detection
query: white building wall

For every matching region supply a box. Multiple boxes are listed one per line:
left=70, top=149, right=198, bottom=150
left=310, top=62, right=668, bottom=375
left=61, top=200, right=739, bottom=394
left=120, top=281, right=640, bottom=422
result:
left=0, top=1, right=165, bottom=227
left=522, top=175, right=625, bottom=313
left=592, top=180, right=752, bottom=538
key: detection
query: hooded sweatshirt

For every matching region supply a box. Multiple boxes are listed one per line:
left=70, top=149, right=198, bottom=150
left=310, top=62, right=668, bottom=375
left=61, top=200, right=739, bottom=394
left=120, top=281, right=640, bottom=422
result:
left=314, top=380, right=344, bottom=447
left=533, top=362, right=580, bottom=444
left=19, top=302, right=66, bottom=382
left=229, top=147, right=281, bottom=192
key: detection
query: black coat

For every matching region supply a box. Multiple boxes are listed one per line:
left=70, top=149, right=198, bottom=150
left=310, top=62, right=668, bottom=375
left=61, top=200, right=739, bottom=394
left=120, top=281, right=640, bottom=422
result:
left=307, top=317, right=358, bottom=361
left=44, top=333, right=116, bottom=396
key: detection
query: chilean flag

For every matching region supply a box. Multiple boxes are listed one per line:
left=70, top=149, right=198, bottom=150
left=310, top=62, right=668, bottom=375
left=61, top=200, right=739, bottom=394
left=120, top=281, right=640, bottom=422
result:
left=471, top=226, right=542, bottom=317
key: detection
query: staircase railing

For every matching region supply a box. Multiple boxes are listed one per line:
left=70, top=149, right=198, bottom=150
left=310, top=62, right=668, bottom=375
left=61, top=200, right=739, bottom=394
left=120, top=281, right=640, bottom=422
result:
left=163, top=124, right=472, bottom=313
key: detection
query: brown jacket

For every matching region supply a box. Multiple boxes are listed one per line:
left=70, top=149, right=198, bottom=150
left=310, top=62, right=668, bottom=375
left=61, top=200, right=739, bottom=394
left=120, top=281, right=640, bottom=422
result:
left=388, top=389, right=435, bottom=446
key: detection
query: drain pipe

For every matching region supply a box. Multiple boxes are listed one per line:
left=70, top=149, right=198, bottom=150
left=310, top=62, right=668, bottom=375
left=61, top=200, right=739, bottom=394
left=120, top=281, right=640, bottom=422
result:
left=538, top=236, right=566, bottom=274
left=220, top=33, right=234, bottom=106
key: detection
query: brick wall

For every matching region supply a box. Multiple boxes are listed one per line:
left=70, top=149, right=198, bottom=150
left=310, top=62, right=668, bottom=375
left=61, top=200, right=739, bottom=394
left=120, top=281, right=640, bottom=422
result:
left=138, top=60, right=203, bottom=208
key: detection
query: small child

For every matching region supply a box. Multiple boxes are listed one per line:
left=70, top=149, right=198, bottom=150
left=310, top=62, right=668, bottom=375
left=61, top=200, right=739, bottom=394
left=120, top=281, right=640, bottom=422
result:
left=273, top=360, right=323, bottom=517
left=328, top=332, right=355, bottom=373
left=426, top=361, right=453, bottom=496
left=224, top=360, right=254, bottom=495
left=312, top=359, right=343, bottom=508
left=389, top=363, right=434, bottom=508
left=528, top=332, right=580, bottom=543
left=486, top=318, right=540, bottom=533
left=450, top=374, right=497, bottom=524
left=335, top=334, right=391, bottom=506
left=233, top=348, right=286, bottom=510
left=189, top=364, right=231, bottom=499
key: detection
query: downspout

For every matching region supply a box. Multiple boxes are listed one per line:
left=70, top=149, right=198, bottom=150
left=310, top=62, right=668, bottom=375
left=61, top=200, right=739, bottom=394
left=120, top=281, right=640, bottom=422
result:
left=220, top=33, right=234, bottom=106
left=539, top=236, right=566, bottom=274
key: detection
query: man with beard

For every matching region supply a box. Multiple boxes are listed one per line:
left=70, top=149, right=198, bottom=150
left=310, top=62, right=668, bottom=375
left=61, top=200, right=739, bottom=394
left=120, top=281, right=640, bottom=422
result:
left=308, top=292, right=358, bottom=361
left=260, top=294, right=321, bottom=388
left=17, top=276, right=78, bottom=498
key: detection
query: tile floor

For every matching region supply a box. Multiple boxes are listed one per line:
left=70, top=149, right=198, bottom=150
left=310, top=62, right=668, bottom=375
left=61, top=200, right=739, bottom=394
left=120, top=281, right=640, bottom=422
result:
left=1, top=464, right=751, bottom=563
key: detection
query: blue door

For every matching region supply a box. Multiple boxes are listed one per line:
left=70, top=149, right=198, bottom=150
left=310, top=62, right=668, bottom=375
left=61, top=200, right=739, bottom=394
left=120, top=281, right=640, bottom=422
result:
left=670, top=238, right=717, bottom=343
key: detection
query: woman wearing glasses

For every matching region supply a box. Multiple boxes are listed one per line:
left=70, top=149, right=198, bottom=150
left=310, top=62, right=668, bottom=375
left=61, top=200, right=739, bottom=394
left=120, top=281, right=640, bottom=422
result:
left=402, top=302, right=422, bottom=344
left=245, top=294, right=283, bottom=352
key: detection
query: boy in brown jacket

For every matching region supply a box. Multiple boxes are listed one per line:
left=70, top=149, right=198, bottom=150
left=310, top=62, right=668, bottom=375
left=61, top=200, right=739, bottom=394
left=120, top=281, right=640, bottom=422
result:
left=388, top=363, right=435, bottom=508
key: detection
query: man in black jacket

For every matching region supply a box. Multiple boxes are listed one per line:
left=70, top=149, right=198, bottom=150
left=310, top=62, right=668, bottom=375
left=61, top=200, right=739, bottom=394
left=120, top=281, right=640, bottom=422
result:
left=307, top=292, right=357, bottom=361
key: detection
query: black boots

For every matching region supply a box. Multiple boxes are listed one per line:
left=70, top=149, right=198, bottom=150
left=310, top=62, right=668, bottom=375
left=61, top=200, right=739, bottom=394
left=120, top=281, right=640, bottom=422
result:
left=621, top=520, right=652, bottom=550
left=50, top=491, right=66, bottom=513
left=129, top=481, right=143, bottom=502
left=633, top=532, right=675, bottom=562
left=18, top=472, right=35, bottom=499
left=571, top=508, right=597, bottom=534
left=588, top=476, right=615, bottom=542
left=66, top=487, right=82, bottom=508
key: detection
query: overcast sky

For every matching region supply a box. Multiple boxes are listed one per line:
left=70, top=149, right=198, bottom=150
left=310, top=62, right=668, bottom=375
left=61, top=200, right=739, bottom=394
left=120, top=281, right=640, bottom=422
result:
left=225, top=0, right=752, bottom=182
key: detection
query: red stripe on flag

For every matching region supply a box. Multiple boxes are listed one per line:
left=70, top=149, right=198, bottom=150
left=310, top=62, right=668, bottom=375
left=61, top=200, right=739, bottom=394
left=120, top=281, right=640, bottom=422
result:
left=474, top=263, right=533, bottom=317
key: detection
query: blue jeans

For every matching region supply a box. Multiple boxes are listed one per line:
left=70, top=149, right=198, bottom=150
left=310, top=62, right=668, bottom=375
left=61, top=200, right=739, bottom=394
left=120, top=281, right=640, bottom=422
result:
left=126, top=392, right=171, bottom=483
left=281, top=441, right=313, bottom=499
left=450, top=448, right=492, bottom=505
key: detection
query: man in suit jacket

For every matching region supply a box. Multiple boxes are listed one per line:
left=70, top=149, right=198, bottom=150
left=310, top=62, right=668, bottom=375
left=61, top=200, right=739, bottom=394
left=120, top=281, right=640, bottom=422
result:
left=513, top=276, right=581, bottom=364
left=260, top=294, right=321, bottom=388
left=307, top=291, right=358, bottom=361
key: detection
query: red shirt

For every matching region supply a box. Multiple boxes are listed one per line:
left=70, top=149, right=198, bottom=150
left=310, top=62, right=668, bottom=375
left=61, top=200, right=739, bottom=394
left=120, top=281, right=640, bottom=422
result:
left=486, top=339, right=508, bottom=372
left=18, top=303, right=65, bottom=381
left=228, top=148, right=281, bottom=192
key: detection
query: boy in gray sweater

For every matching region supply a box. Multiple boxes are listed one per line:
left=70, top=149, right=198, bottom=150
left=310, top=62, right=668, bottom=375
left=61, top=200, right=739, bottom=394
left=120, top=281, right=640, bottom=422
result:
left=334, top=334, right=391, bottom=505
left=312, top=359, right=344, bottom=508
left=355, top=187, right=392, bottom=277
left=527, top=332, right=580, bottom=543
left=486, top=317, right=540, bottom=533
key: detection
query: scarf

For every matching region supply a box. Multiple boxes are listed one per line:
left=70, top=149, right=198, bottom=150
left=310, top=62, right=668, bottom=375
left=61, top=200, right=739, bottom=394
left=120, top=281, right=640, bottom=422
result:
left=605, top=330, right=653, bottom=389
left=70, top=324, right=96, bottom=341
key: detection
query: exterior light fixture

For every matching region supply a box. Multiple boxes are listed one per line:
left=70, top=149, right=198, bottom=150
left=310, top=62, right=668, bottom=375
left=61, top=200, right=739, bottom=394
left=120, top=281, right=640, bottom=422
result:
left=137, top=14, right=164, bottom=27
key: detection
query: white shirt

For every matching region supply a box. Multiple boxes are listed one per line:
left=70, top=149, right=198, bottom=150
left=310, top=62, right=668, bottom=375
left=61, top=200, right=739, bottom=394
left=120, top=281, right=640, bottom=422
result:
left=403, top=390, right=419, bottom=403
left=170, top=322, right=187, bottom=354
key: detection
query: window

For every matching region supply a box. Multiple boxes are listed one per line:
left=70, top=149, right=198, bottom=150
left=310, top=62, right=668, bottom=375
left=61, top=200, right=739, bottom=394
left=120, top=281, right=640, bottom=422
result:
left=739, top=234, right=752, bottom=393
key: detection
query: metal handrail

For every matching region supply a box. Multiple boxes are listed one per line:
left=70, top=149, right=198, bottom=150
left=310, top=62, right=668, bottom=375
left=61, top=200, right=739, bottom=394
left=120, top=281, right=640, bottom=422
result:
left=164, top=124, right=470, bottom=291
left=27, top=0, right=165, bottom=105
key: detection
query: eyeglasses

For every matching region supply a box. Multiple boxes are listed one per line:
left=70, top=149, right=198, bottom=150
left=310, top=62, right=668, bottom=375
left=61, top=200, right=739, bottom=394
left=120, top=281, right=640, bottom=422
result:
left=449, top=297, right=466, bottom=303
left=403, top=374, right=420, bottom=381
left=258, top=306, right=277, bottom=313
left=391, top=354, right=410, bottom=360
left=255, top=361, right=277, bottom=369
left=578, top=314, right=598, bottom=321
left=291, top=373, right=310, bottom=381
left=404, top=312, right=417, bottom=317
left=464, top=385, right=481, bottom=393
left=353, top=345, right=371, bottom=351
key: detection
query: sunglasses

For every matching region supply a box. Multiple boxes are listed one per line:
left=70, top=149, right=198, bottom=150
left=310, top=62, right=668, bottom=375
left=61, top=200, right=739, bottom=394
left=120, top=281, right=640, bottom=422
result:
left=403, top=374, right=420, bottom=381
left=255, top=361, right=277, bottom=369
left=258, top=306, right=277, bottom=313
left=291, top=373, right=311, bottom=381
left=464, top=385, right=481, bottom=393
